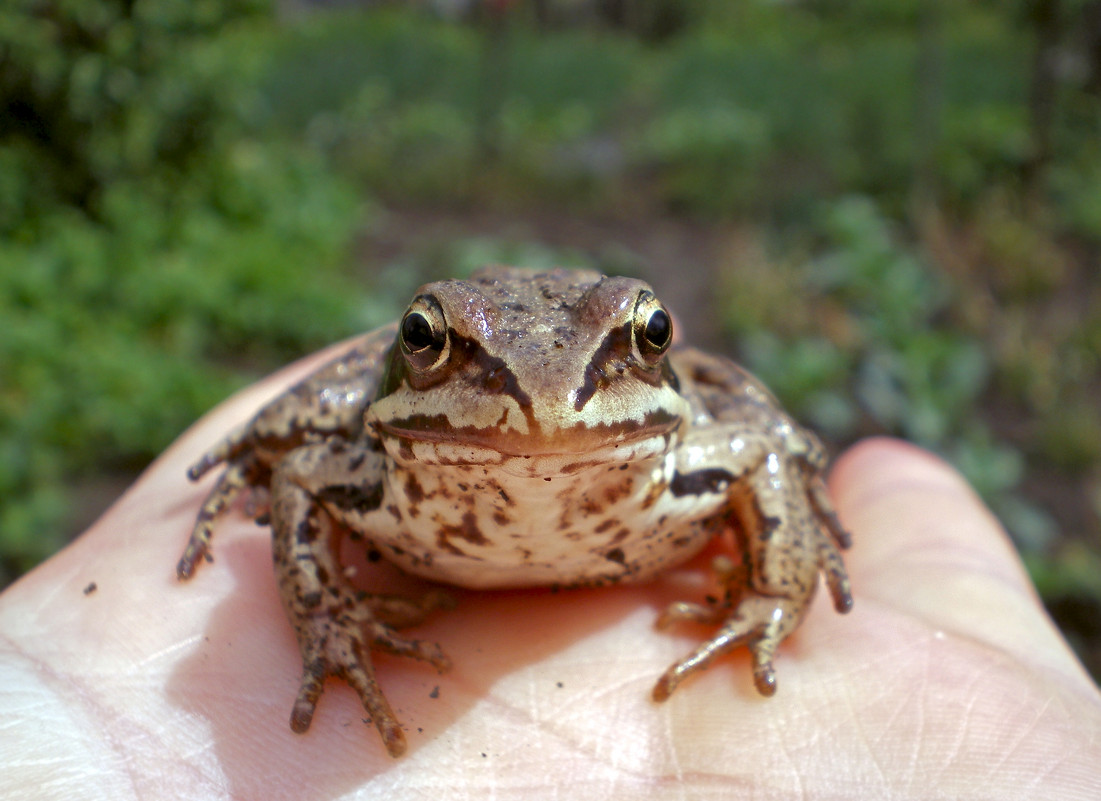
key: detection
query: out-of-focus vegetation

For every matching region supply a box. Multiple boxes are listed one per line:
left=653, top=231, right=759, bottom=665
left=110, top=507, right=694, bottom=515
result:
left=2, top=0, right=1099, bottom=676
left=0, top=0, right=371, bottom=579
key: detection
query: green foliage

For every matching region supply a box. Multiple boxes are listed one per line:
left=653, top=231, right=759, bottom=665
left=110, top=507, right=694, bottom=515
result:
left=722, top=196, right=1056, bottom=549
left=0, top=0, right=368, bottom=581
left=253, top=4, right=1036, bottom=222
left=0, top=0, right=271, bottom=230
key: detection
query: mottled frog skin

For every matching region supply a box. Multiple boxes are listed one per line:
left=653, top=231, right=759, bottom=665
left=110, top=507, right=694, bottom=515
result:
left=178, top=266, right=852, bottom=757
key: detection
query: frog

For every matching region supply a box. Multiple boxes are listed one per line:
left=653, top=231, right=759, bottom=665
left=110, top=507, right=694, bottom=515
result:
left=177, top=265, right=853, bottom=758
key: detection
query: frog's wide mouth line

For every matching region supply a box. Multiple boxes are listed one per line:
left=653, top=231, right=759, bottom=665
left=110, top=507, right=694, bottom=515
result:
left=375, top=411, right=681, bottom=458
left=375, top=419, right=679, bottom=475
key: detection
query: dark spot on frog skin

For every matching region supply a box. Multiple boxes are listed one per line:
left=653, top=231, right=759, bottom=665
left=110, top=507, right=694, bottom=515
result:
left=594, top=519, right=618, bottom=534
left=346, top=452, right=366, bottom=472
left=404, top=473, right=425, bottom=504
left=670, top=468, right=736, bottom=497
left=317, top=483, right=384, bottom=514
left=561, top=460, right=599, bottom=474
left=295, top=518, right=320, bottom=545
left=579, top=496, right=604, bottom=516
left=436, top=511, right=490, bottom=556
left=82, top=582, right=97, bottom=596
left=604, top=479, right=632, bottom=505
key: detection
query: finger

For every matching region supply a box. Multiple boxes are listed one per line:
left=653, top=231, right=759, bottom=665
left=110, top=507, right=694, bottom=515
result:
left=830, top=437, right=1094, bottom=689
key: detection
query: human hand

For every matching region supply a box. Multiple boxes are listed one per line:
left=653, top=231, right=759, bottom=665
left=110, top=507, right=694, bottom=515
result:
left=2, top=349, right=1099, bottom=800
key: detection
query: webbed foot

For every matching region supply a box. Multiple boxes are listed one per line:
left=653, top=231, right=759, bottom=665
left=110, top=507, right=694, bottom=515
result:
left=288, top=591, right=452, bottom=757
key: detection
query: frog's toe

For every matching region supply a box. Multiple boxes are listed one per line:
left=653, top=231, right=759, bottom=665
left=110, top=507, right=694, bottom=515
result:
left=364, top=589, right=457, bottom=630
left=819, top=537, right=853, bottom=614
left=287, top=609, right=450, bottom=757
left=655, top=599, right=726, bottom=629
left=178, top=458, right=255, bottom=580
left=290, top=633, right=408, bottom=756
left=807, top=473, right=852, bottom=551
left=175, top=531, right=214, bottom=580
left=652, top=594, right=802, bottom=701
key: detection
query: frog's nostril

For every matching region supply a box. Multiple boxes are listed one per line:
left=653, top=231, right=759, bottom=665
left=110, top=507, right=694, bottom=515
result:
left=485, top=366, right=508, bottom=392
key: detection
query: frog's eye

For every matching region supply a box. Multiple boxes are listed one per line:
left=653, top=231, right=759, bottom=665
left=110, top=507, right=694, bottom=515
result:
left=632, top=291, right=673, bottom=366
left=399, top=295, right=449, bottom=371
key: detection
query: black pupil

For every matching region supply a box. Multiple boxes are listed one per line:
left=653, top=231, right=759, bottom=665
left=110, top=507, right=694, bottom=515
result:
left=644, top=309, right=671, bottom=347
left=402, top=313, right=436, bottom=352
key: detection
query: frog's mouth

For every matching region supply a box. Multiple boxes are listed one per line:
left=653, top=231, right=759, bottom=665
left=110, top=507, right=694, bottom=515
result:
left=375, top=410, right=680, bottom=475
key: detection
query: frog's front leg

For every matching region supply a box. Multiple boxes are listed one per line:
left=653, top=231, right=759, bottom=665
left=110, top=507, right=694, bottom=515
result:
left=653, top=429, right=852, bottom=700
left=178, top=334, right=393, bottom=579
left=270, top=439, right=451, bottom=757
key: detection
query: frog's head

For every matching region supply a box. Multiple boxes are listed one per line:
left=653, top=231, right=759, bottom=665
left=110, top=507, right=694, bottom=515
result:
left=366, top=266, right=689, bottom=476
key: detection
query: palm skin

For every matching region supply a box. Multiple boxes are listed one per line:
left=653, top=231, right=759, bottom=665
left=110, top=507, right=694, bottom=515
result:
left=1, top=346, right=1099, bottom=800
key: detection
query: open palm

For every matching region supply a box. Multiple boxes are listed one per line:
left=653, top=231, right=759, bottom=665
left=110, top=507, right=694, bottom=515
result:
left=2, top=349, right=1099, bottom=800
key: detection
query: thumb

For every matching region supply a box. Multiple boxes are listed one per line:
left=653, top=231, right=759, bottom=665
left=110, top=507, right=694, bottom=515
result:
left=832, top=437, right=1095, bottom=694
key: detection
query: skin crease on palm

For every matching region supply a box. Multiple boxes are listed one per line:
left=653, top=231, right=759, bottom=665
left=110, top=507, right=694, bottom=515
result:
left=1, top=344, right=1099, bottom=801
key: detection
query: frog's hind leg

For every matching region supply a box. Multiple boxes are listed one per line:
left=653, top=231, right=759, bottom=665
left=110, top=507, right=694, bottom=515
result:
left=270, top=441, right=451, bottom=757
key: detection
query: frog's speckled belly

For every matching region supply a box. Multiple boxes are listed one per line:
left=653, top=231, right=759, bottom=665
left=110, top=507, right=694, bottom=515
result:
left=367, top=454, right=725, bottom=589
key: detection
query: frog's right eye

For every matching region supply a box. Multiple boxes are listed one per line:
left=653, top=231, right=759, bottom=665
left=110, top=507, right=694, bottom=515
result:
left=399, top=295, right=449, bottom=371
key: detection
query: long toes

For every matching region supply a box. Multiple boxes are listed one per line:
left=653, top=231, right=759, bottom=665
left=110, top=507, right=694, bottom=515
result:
left=176, top=535, right=212, bottom=580
left=656, top=601, right=725, bottom=629
left=366, top=622, right=452, bottom=673
left=343, top=654, right=408, bottom=757
left=654, top=593, right=809, bottom=701
left=652, top=620, right=759, bottom=702
left=807, top=476, right=852, bottom=550
left=365, top=590, right=456, bottom=629
left=290, top=669, right=326, bottom=733
left=817, top=539, right=853, bottom=614
left=749, top=640, right=778, bottom=696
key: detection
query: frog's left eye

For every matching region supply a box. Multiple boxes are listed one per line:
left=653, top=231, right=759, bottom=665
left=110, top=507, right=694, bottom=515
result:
left=399, top=295, right=449, bottom=372
left=632, top=291, right=673, bottom=366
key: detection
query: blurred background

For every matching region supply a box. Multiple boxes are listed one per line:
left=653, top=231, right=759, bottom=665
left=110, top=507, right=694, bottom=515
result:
left=1, top=0, right=1098, bottom=681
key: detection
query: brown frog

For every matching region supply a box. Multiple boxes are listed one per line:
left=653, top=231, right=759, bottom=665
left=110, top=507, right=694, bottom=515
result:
left=178, top=266, right=852, bottom=757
